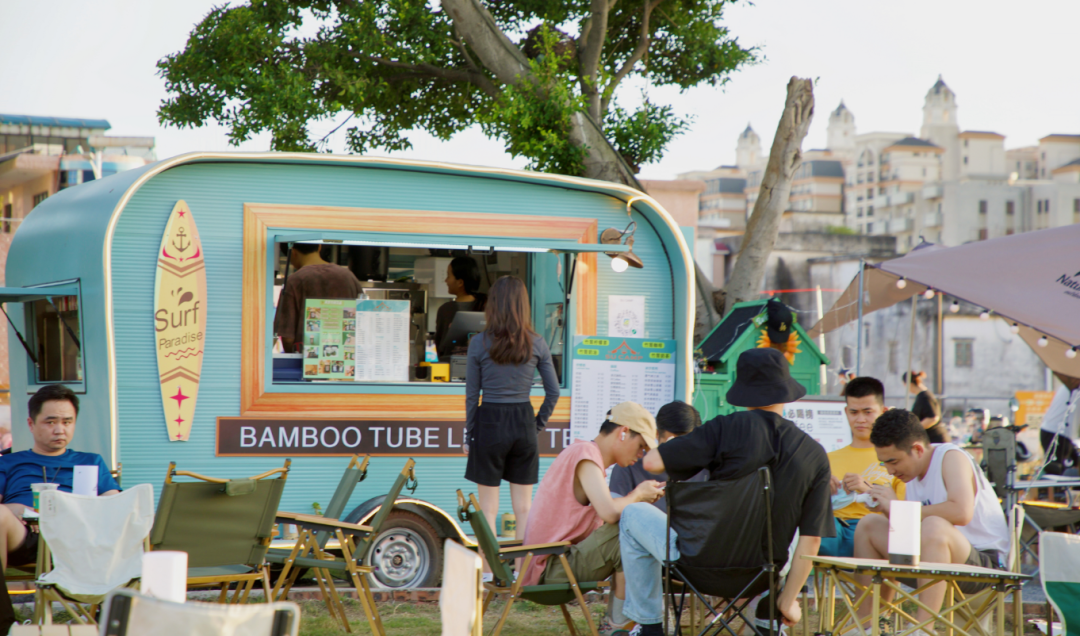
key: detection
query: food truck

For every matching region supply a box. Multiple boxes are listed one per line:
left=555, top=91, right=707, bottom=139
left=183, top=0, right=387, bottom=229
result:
left=4, top=152, right=695, bottom=587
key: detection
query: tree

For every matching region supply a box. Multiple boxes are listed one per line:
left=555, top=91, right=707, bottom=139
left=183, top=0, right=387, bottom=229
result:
left=722, top=77, right=814, bottom=314
left=157, top=0, right=755, bottom=186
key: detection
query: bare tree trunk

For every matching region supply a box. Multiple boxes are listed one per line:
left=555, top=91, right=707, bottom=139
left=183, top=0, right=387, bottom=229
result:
left=722, top=77, right=814, bottom=315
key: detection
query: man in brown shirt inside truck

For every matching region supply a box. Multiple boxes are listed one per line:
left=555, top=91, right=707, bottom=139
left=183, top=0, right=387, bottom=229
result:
left=274, top=243, right=365, bottom=353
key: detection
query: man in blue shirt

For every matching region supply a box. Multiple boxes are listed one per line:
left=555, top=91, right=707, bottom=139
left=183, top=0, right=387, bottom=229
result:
left=0, top=385, right=120, bottom=569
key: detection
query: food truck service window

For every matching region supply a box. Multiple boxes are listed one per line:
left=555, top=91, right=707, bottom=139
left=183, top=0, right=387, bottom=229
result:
left=239, top=203, right=611, bottom=416
left=0, top=281, right=85, bottom=389
left=267, top=234, right=607, bottom=388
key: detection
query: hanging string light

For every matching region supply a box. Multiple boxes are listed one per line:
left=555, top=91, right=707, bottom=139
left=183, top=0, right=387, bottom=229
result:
left=923, top=288, right=935, bottom=300
left=1038, top=336, right=1049, bottom=347
left=1067, top=348, right=1078, bottom=359
left=949, top=301, right=960, bottom=313
left=896, top=277, right=907, bottom=289
left=979, top=310, right=990, bottom=320
left=1010, top=323, right=1020, bottom=334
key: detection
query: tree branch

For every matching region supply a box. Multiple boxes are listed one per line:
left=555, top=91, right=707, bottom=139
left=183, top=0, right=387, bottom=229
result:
left=354, top=52, right=499, bottom=98
left=577, top=0, right=609, bottom=121
left=440, top=0, right=533, bottom=89
left=601, top=0, right=664, bottom=116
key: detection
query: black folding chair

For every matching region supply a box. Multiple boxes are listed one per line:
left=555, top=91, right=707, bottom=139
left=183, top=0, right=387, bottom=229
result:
left=664, top=466, right=777, bottom=636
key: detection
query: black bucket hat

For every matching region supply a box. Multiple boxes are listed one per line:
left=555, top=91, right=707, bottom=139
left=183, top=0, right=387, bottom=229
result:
left=726, top=348, right=807, bottom=408
left=766, top=299, right=795, bottom=344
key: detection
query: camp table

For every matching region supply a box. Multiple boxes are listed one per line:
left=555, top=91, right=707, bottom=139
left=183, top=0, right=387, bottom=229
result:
left=808, top=555, right=1030, bottom=636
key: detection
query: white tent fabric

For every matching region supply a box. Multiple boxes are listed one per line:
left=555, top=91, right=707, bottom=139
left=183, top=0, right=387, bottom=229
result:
left=38, top=483, right=155, bottom=596
left=809, top=225, right=1080, bottom=376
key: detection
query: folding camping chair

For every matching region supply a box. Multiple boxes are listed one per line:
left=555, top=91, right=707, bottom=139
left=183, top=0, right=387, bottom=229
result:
left=1017, top=501, right=1080, bottom=578
left=150, top=460, right=290, bottom=604
left=1038, top=532, right=1080, bottom=636
left=457, top=490, right=604, bottom=636
left=96, top=588, right=300, bottom=636
left=982, top=426, right=1017, bottom=500
left=268, top=457, right=417, bottom=634
left=664, top=467, right=777, bottom=636
left=33, top=484, right=155, bottom=625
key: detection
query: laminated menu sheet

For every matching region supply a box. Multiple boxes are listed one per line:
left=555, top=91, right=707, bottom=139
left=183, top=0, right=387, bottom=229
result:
left=570, top=336, right=677, bottom=441
left=302, top=298, right=357, bottom=380
left=354, top=299, right=410, bottom=382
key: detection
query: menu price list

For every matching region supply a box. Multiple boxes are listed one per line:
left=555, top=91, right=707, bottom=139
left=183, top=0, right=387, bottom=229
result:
left=570, top=336, right=677, bottom=442
left=354, top=299, right=410, bottom=382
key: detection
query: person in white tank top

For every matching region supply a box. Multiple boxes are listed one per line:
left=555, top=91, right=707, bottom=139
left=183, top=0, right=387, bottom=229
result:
left=848, top=409, right=1010, bottom=634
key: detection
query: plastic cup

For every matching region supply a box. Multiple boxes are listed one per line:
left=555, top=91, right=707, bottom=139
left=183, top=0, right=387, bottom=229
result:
left=31, top=483, right=60, bottom=512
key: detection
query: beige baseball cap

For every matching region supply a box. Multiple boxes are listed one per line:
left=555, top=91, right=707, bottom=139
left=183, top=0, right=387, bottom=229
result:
left=607, top=402, right=659, bottom=450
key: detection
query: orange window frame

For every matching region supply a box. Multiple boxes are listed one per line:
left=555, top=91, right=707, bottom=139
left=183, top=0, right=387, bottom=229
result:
left=240, top=202, right=597, bottom=419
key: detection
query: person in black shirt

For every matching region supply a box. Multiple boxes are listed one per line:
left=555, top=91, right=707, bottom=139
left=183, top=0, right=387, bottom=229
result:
left=617, top=348, right=834, bottom=636
left=903, top=370, right=945, bottom=443
left=608, top=401, right=708, bottom=513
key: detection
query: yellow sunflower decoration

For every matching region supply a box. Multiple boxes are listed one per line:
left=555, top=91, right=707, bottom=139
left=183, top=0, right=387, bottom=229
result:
left=756, top=327, right=801, bottom=365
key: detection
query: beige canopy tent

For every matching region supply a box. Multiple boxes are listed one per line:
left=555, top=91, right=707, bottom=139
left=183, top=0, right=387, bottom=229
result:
left=808, top=224, right=1080, bottom=378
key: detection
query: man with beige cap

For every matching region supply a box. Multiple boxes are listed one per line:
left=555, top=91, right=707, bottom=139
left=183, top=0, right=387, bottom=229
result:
left=520, top=401, right=664, bottom=630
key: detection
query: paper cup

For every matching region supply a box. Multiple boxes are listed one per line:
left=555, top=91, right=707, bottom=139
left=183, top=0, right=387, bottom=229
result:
left=31, top=483, right=60, bottom=512
left=142, top=551, right=189, bottom=603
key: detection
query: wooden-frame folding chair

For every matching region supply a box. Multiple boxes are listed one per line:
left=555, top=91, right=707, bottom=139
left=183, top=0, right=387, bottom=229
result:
left=457, top=490, right=603, bottom=636
left=150, top=460, right=290, bottom=604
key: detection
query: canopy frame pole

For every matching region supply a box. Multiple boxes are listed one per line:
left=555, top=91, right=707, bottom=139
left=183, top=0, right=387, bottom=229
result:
left=816, top=285, right=826, bottom=392
left=856, top=259, right=865, bottom=376
left=905, top=294, right=917, bottom=411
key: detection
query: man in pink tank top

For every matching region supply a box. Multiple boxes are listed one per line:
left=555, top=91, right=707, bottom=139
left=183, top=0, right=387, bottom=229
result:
left=521, top=402, right=664, bottom=633
left=851, top=409, right=1009, bottom=635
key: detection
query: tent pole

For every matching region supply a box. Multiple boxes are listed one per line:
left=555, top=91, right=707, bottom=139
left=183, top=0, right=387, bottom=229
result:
left=937, top=293, right=944, bottom=394
left=856, top=260, right=865, bottom=376
left=816, top=285, right=826, bottom=393
left=905, top=294, right=917, bottom=411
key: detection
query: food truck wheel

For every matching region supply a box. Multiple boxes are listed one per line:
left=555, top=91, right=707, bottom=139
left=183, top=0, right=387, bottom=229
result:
left=363, top=511, right=442, bottom=589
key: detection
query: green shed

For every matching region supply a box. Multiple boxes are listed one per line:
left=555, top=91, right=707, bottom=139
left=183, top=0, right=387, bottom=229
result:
left=692, top=299, right=829, bottom=420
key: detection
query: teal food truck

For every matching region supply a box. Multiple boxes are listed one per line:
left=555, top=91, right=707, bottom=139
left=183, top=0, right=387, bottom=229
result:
left=4, top=152, right=695, bottom=587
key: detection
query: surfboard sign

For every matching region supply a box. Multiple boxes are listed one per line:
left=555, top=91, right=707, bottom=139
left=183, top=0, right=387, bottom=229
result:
left=154, top=200, right=207, bottom=442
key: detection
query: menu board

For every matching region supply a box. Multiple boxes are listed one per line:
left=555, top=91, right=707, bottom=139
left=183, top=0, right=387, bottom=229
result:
left=783, top=400, right=852, bottom=453
left=570, top=336, right=677, bottom=441
left=302, top=299, right=356, bottom=380
left=354, top=299, right=410, bottom=382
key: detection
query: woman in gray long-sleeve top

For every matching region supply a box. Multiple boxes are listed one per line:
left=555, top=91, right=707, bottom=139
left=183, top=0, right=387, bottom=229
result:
left=464, top=276, right=560, bottom=543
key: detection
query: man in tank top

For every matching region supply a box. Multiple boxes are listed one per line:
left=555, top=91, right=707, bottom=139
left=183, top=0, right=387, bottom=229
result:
left=852, top=408, right=1009, bottom=633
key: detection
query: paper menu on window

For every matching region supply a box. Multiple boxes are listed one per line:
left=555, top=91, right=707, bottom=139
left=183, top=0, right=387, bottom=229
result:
left=570, top=336, right=677, bottom=441
left=354, top=299, right=410, bottom=382
left=302, top=299, right=356, bottom=380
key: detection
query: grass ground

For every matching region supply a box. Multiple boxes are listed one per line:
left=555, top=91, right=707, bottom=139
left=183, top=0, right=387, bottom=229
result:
left=297, top=598, right=606, bottom=635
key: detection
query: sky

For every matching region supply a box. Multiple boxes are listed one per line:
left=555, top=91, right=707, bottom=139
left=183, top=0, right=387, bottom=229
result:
left=2, top=0, right=1078, bottom=180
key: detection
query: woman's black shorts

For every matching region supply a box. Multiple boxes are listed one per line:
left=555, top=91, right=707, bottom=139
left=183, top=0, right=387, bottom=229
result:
left=465, top=402, right=539, bottom=487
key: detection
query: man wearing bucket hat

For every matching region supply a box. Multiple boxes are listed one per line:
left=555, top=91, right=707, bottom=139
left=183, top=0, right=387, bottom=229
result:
left=520, top=402, right=664, bottom=634
left=618, top=348, right=834, bottom=636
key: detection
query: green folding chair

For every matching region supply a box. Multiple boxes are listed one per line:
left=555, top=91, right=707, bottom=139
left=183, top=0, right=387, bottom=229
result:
left=457, top=490, right=603, bottom=636
left=150, top=460, right=290, bottom=604
left=268, top=457, right=418, bottom=635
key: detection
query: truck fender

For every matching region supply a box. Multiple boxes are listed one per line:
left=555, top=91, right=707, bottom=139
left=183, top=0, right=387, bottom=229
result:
left=344, top=496, right=474, bottom=547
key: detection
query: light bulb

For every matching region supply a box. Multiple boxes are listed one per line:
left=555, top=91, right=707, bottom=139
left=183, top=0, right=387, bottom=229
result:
left=896, top=278, right=907, bottom=289
left=979, top=311, right=990, bottom=320
left=923, top=289, right=935, bottom=299
left=611, top=257, right=629, bottom=273
left=949, top=301, right=960, bottom=313
left=1010, top=323, right=1020, bottom=334
left=1067, top=348, right=1078, bottom=359
left=1038, top=336, right=1049, bottom=348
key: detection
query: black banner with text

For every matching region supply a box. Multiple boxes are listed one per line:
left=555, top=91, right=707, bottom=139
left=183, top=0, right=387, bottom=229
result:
left=216, top=418, right=572, bottom=457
